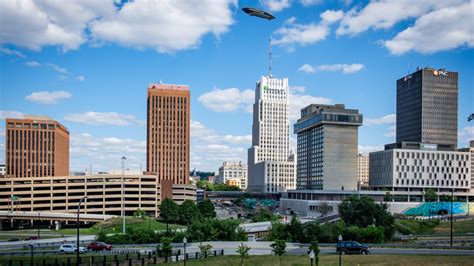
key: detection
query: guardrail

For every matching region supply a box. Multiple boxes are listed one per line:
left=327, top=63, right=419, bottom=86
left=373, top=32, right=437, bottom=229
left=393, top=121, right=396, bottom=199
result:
left=296, top=242, right=474, bottom=250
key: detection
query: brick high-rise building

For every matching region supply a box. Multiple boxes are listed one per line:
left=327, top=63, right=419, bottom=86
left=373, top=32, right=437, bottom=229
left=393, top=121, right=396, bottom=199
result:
left=147, top=84, right=190, bottom=185
left=5, top=115, right=69, bottom=177
left=396, top=67, right=458, bottom=150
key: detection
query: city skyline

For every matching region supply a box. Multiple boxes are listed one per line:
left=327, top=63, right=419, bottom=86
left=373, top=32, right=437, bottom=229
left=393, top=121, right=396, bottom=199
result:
left=1, top=0, right=473, bottom=173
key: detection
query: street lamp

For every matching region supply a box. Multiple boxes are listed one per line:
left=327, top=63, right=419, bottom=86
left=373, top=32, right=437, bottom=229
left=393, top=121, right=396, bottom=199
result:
left=121, top=156, right=127, bottom=235
left=450, top=188, right=454, bottom=247
left=338, top=234, right=343, bottom=266
left=183, top=237, right=187, bottom=266
left=77, top=197, right=87, bottom=266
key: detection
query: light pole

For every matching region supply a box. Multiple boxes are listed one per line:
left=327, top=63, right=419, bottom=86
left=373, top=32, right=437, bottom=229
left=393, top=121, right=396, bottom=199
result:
left=121, top=156, right=127, bottom=235
left=450, top=188, right=454, bottom=247
left=338, top=234, right=343, bottom=266
left=183, top=237, right=187, bottom=266
left=77, top=197, right=87, bottom=266
left=37, top=212, right=41, bottom=239
left=29, top=242, right=34, bottom=266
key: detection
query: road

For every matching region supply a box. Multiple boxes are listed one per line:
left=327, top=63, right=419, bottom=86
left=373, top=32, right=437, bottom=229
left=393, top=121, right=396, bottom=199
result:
left=287, top=247, right=474, bottom=256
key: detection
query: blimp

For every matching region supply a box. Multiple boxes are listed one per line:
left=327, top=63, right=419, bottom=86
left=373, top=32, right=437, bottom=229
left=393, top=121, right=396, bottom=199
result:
left=242, top=7, right=275, bottom=20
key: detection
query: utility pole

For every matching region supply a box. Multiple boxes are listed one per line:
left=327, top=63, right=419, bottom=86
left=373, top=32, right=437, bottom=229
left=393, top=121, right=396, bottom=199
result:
left=121, top=156, right=127, bottom=235
left=450, top=188, right=454, bottom=247
left=77, top=197, right=87, bottom=266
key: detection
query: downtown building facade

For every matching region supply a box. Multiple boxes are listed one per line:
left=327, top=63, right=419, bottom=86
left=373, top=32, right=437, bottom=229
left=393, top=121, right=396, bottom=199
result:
left=146, top=83, right=190, bottom=185
left=358, top=154, right=369, bottom=188
left=5, top=115, right=69, bottom=177
left=396, top=67, right=458, bottom=150
left=248, top=76, right=296, bottom=193
left=217, top=161, right=248, bottom=189
left=294, top=104, right=362, bottom=191
left=369, top=67, right=473, bottom=200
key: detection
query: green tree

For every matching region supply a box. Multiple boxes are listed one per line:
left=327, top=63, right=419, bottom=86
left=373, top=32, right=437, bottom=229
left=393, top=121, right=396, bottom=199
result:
left=424, top=189, right=438, bottom=202
left=287, top=216, right=304, bottom=242
left=338, top=195, right=395, bottom=240
left=383, top=191, right=393, bottom=202
left=159, top=198, right=179, bottom=224
left=270, top=240, right=286, bottom=265
left=133, top=208, right=146, bottom=219
left=158, top=237, right=173, bottom=263
left=178, top=199, right=201, bottom=225
left=318, top=201, right=331, bottom=217
left=252, top=208, right=279, bottom=222
left=96, top=230, right=107, bottom=242
left=197, top=199, right=216, bottom=218
left=199, top=243, right=213, bottom=258
left=308, top=240, right=320, bottom=266
left=214, top=183, right=241, bottom=191
left=196, top=180, right=214, bottom=191
left=236, top=242, right=251, bottom=266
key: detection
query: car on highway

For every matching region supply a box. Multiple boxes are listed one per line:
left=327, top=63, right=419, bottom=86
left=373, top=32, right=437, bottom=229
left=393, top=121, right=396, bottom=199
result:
left=8, top=238, right=21, bottom=242
left=59, top=244, right=86, bottom=254
left=336, top=241, right=370, bottom=255
left=87, top=242, right=112, bottom=251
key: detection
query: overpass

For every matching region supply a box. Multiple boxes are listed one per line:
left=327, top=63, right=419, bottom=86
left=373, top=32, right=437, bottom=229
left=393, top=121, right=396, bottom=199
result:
left=0, top=211, right=116, bottom=223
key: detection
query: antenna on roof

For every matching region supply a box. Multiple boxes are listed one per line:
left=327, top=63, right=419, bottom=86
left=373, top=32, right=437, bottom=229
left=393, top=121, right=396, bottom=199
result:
left=269, top=37, right=272, bottom=77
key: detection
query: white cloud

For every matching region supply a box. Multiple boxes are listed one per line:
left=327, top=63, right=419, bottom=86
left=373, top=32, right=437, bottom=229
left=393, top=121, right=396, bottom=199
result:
left=25, top=61, right=41, bottom=67
left=0, top=47, right=25, bottom=58
left=320, top=10, right=344, bottom=24
left=272, top=10, right=344, bottom=49
left=317, top=63, right=364, bottom=74
left=272, top=19, right=330, bottom=48
left=384, top=1, right=474, bottom=55
left=260, top=0, right=291, bottom=12
left=0, top=0, right=115, bottom=51
left=300, top=0, right=322, bottom=7
left=90, top=0, right=236, bottom=53
left=64, top=111, right=143, bottom=126
left=289, top=92, right=333, bottom=121
left=25, top=90, right=72, bottom=104
left=46, top=63, right=69, bottom=74
left=459, top=126, right=474, bottom=147
left=358, top=145, right=384, bottom=155
left=190, top=120, right=251, bottom=171
left=0, top=111, right=24, bottom=120
left=70, top=132, right=145, bottom=173
left=365, top=114, right=396, bottom=125
left=336, top=1, right=464, bottom=36
left=198, top=88, right=254, bottom=112
left=76, top=75, right=85, bottom=81
left=298, top=64, right=316, bottom=73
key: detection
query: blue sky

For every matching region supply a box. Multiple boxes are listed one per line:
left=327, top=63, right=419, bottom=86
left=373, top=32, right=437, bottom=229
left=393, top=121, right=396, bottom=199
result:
left=0, top=0, right=473, bottom=173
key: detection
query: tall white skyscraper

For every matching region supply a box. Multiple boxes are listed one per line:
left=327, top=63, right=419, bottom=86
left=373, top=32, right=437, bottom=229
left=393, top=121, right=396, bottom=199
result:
left=248, top=76, right=296, bottom=193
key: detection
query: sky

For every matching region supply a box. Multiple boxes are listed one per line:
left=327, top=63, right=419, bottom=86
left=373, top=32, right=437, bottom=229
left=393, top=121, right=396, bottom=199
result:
left=0, top=0, right=473, bottom=174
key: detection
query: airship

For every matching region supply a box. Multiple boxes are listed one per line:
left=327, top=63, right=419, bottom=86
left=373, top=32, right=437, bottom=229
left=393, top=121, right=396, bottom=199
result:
left=242, top=7, right=275, bottom=20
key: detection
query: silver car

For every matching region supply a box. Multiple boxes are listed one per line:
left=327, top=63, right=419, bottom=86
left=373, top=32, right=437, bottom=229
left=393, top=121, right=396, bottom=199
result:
left=59, top=244, right=86, bottom=254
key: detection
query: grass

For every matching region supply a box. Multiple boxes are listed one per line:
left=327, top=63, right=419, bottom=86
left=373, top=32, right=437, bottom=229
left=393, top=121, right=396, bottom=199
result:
left=58, top=217, right=184, bottom=236
left=395, top=218, right=474, bottom=236
left=165, top=254, right=474, bottom=266
left=3, top=254, right=473, bottom=266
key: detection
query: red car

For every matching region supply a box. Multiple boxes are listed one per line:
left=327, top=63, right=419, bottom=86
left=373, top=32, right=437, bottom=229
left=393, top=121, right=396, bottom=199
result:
left=87, top=242, right=112, bottom=251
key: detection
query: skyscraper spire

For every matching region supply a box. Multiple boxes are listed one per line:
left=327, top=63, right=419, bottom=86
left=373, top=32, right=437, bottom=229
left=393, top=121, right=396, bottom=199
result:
left=269, top=37, right=272, bottom=77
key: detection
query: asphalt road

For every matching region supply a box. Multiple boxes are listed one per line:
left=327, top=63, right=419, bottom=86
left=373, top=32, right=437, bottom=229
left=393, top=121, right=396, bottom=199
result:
left=287, top=247, right=474, bottom=256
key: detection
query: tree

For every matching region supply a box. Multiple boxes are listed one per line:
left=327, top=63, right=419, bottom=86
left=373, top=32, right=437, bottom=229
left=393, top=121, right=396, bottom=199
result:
left=159, top=198, right=179, bottom=224
left=236, top=242, right=251, bottom=266
left=134, top=208, right=146, bottom=219
left=214, top=183, right=241, bottom=191
left=338, top=195, right=395, bottom=240
left=286, top=216, right=304, bottom=242
left=308, top=240, right=320, bottom=266
left=424, top=189, right=437, bottom=202
left=383, top=191, right=393, bottom=202
left=199, top=243, right=213, bottom=258
left=196, top=180, right=214, bottom=191
left=319, top=201, right=331, bottom=217
left=270, top=240, right=286, bottom=265
left=157, top=237, right=172, bottom=263
left=178, top=200, right=201, bottom=225
left=252, top=208, right=279, bottom=222
left=197, top=199, right=216, bottom=218
left=96, top=230, right=107, bottom=242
